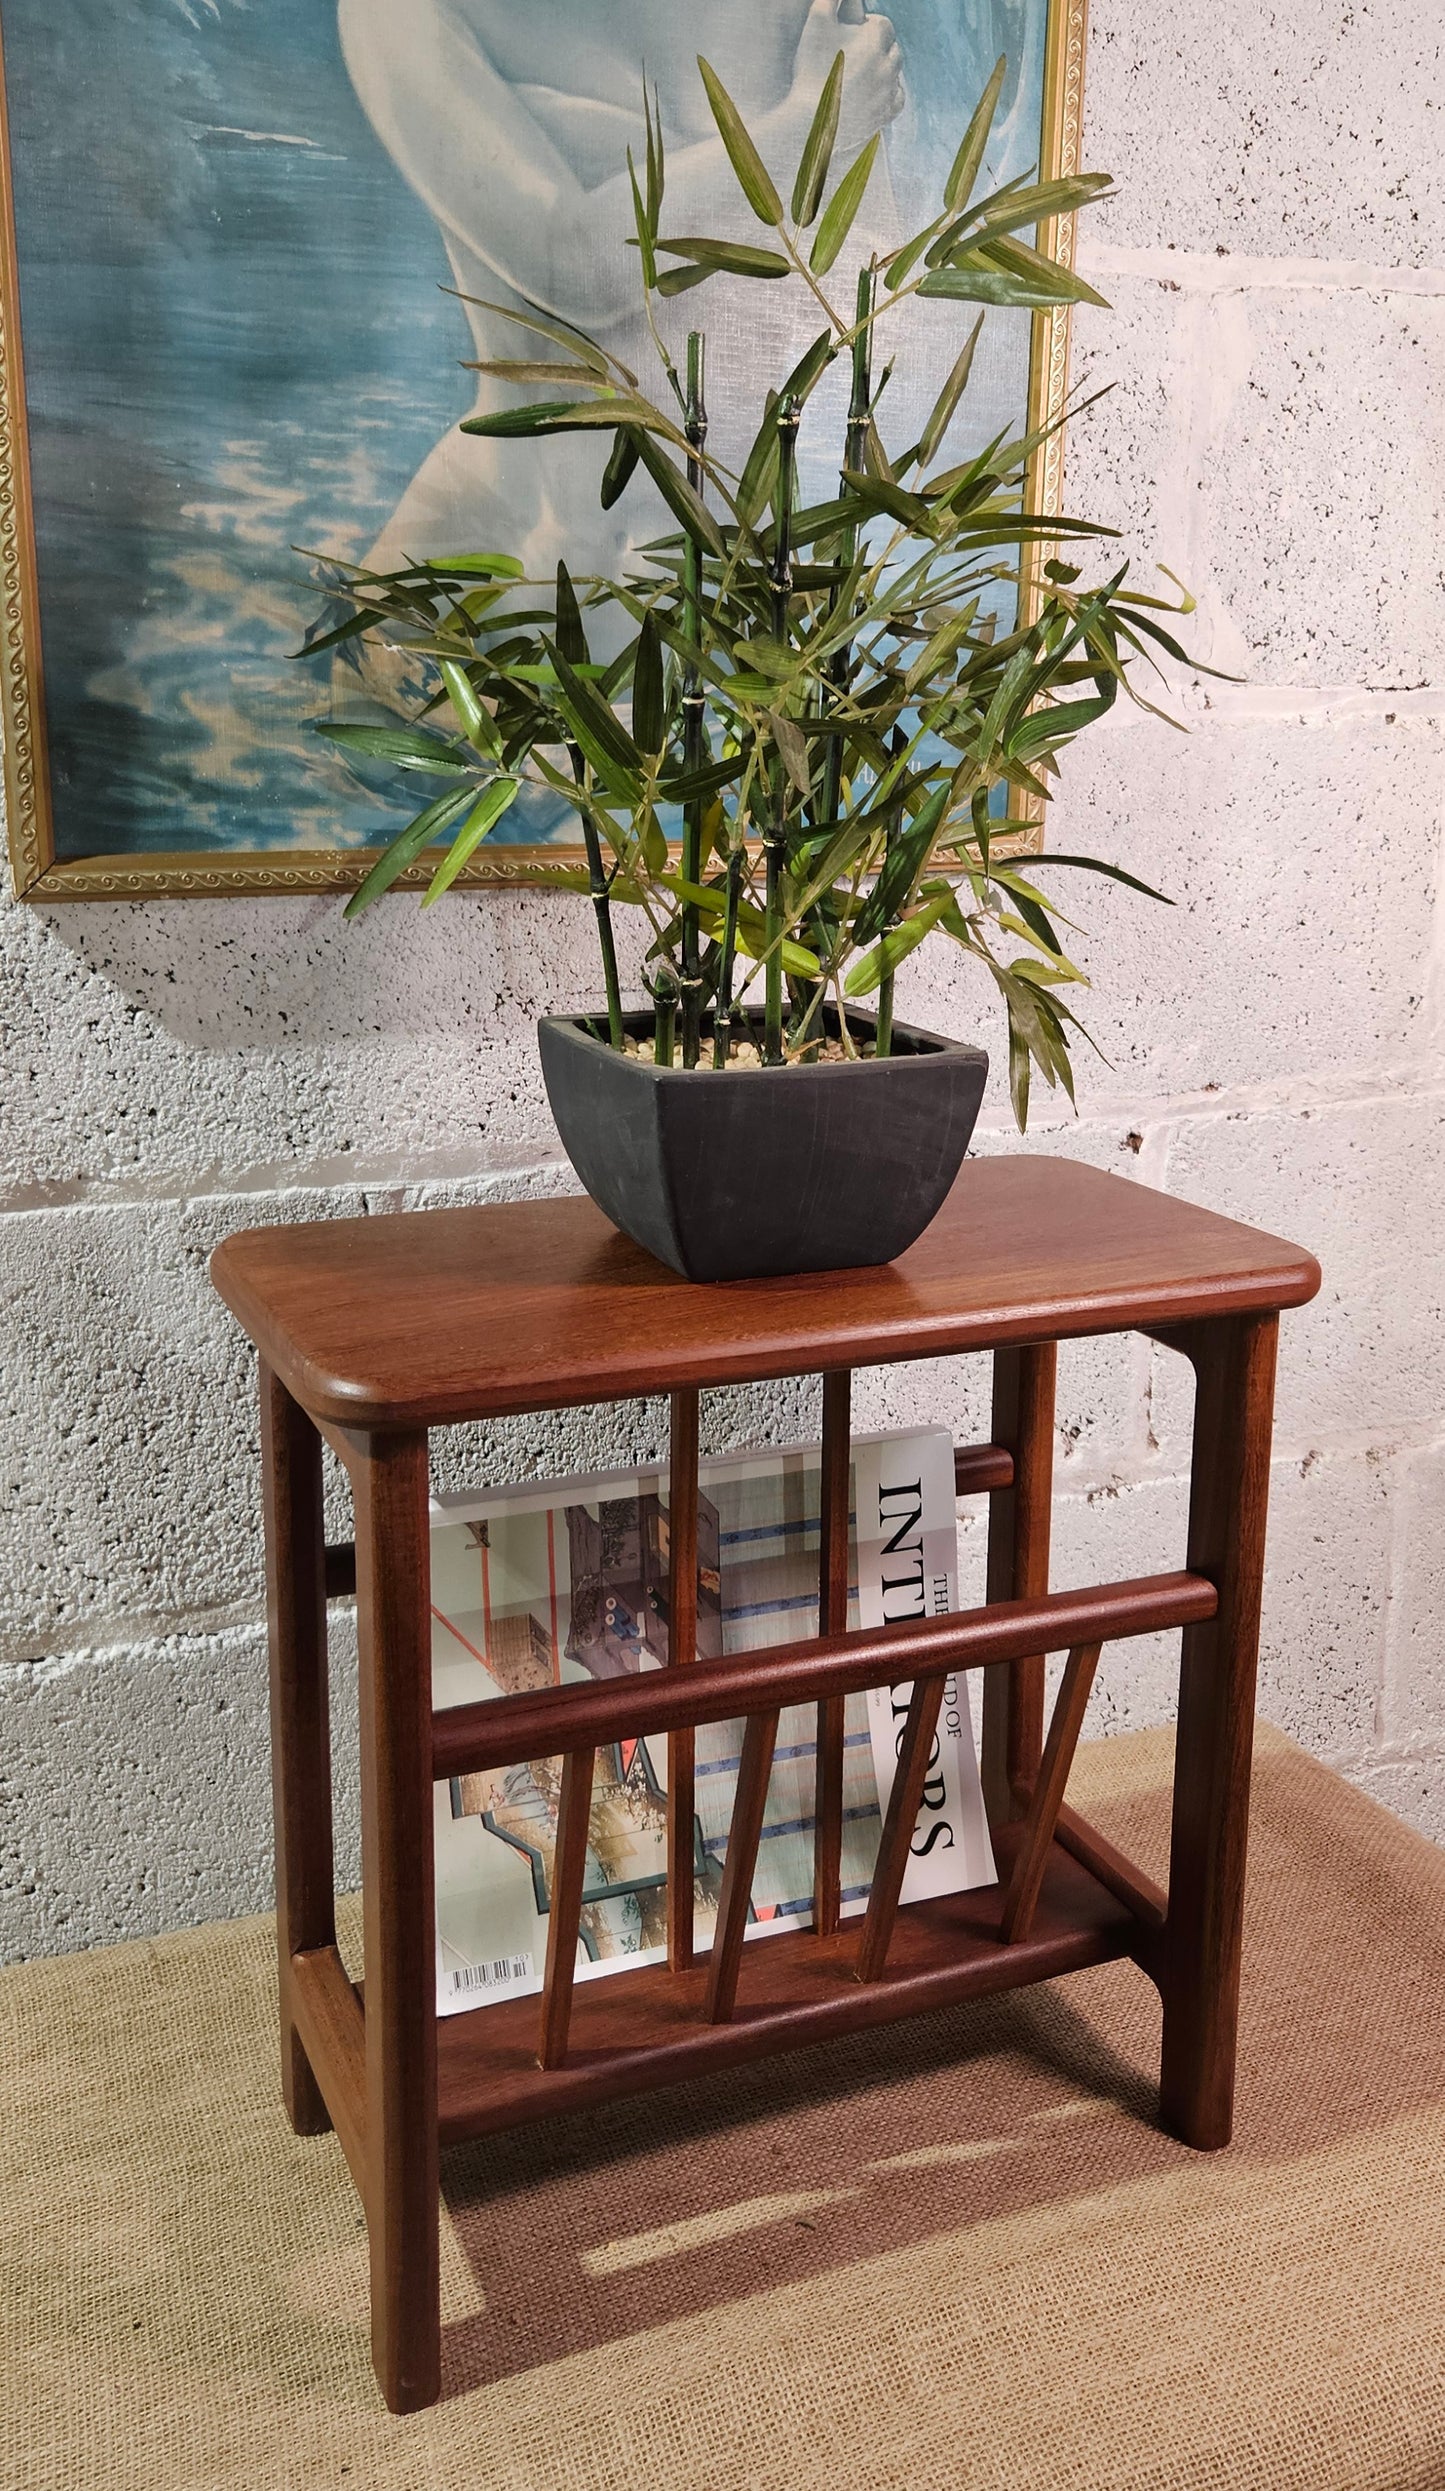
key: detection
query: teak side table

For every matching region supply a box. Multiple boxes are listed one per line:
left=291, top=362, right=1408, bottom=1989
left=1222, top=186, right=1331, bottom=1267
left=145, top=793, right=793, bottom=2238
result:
left=211, top=1156, right=1319, bottom=2414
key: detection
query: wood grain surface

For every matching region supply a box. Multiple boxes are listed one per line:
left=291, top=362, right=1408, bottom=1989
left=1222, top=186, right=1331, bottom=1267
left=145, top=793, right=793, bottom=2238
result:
left=210, top=1158, right=1320, bottom=1428
left=434, top=1827, right=1137, bottom=2144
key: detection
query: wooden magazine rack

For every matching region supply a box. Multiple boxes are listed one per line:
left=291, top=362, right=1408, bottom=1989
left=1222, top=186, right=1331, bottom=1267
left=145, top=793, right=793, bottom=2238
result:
left=211, top=1156, right=1319, bottom=2412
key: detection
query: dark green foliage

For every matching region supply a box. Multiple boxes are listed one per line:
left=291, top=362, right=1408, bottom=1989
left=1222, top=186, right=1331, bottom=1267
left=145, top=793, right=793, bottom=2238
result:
left=307, top=53, right=1203, bottom=1117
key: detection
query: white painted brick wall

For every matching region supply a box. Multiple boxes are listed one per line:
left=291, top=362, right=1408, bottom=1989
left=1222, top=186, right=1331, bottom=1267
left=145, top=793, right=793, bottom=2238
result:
left=1, top=1, right=1441, bottom=1955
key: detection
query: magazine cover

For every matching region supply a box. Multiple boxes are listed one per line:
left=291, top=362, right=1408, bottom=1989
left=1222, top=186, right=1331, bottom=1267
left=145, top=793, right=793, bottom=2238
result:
left=430, top=1429, right=995, bottom=2016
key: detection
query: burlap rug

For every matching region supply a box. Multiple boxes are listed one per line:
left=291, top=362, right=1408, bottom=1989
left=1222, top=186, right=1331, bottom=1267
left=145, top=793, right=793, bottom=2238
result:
left=5, top=1724, right=1445, bottom=2490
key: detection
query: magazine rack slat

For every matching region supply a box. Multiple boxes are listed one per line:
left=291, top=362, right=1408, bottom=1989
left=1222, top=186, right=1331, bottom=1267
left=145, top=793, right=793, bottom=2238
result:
left=212, top=1157, right=1319, bottom=2416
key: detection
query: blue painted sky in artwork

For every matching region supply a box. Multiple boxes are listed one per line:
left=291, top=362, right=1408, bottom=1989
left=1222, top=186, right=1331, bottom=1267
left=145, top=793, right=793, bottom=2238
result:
left=3, top=0, right=1049, bottom=859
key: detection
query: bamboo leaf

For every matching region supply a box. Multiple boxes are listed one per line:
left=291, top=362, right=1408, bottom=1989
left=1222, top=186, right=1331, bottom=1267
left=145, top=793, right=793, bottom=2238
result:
left=697, top=56, right=784, bottom=224
left=976, top=234, right=1110, bottom=309
left=969, top=173, right=1114, bottom=240
left=645, top=80, right=664, bottom=233
left=628, top=148, right=657, bottom=290
left=656, top=236, right=790, bottom=279
left=314, top=721, right=472, bottom=776
left=792, top=49, right=844, bottom=225
left=840, top=467, right=935, bottom=532
left=464, top=359, right=610, bottom=391
left=844, top=891, right=953, bottom=993
left=460, top=398, right=649, bottom=438
left=656, top=263, right=718, bottom=296
left=632, top=610, right=666, bottom=754
left=999, top=893, right=1063, bottom=956
left=417, top=551, right=526, bottom=578
left=810, top=132, right=880, bottom=274
left=904, top=602, right=979, bottom=693
left=1008, top=1012, right=1032, bottom=1126
left=292, top=606, right=386, bottom=660
left=944, top=55, right=1007, bottom=212
left=438, top=659, right=503, bottom=758
left=919, top=314, right=985, bottom=467
left=1028, top=854, right=1173, bottom=903
left=767, top=710, right=812, bottom=798
left=657, top=751, right=746, bottom=803
left=885, top=217, right=946, bottom=292
left=734, top=923, right=821, bottom=976
left=917, top=265, right=1082, bottom=310
left=852, top=783, right=950, bottom=944
left=554, top=561, right=589, bottom=667
left=545, top=640, right=644, bottom=801
left=600, top=426, right=641, bottom=510
left=445, top=294, right=615, bottom=376
left=631, top=428, right=725, bottom=556
left=420, top=776, right=522, bottom=905
left=738, top=391, right=781, bottom=526
left=781, top=326, right=839, bottom=405
left=342, top=783, right=476, bottom=918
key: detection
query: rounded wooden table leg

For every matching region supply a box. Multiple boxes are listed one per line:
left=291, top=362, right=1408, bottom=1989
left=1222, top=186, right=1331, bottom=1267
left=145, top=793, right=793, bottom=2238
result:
left=1159, top=1312, right=1278, bottom=2151
left=813, top=1368, right=852, bottom=1938
left=259, top=1363, right=334, bottom=2137
left=667, top=1388, right=701, bottom=1970
left=354, top=1426, right=441, bottom=2414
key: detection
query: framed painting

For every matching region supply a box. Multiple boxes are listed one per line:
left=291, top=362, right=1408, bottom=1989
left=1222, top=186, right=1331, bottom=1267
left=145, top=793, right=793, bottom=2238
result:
left=0, top=0, right=1088, bottom=904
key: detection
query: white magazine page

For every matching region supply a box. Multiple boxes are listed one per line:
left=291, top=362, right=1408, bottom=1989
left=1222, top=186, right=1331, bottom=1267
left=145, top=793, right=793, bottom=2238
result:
left=430, top=1427, right=993, bottom=2016
left=853, top=1433, right=997, bottom=1901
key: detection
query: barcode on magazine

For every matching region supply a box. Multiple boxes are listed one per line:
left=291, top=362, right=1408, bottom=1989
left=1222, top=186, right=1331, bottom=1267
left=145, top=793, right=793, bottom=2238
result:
left=445, top=1952, right=534, bottom=1998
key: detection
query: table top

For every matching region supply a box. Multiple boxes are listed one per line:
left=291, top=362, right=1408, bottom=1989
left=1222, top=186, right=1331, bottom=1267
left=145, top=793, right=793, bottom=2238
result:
left=210, top=1157, right=1319, bottom=1431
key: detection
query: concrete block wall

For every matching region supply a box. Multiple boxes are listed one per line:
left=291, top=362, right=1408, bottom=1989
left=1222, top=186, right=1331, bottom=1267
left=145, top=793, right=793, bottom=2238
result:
left=2, top=1, right=1442, bottom=1955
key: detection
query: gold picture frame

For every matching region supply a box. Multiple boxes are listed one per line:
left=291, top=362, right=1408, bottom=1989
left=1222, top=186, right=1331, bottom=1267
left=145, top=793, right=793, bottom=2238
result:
left=1, top=0, right=1088, bottom=903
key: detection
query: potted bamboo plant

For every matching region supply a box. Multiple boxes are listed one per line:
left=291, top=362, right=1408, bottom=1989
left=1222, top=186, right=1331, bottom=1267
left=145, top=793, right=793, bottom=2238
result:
left=307, top=53, right=1195, bottom=1281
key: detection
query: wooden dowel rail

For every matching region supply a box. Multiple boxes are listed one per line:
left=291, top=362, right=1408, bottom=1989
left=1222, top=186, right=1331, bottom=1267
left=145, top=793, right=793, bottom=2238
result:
left=955, top=1442, right=1015, bottom=1497
left=538, top=1749, right=595, bottom=2068
left=289, top=1944, right=368, bottom=2199
left=666, top=1387, right=701, bottom=1971
left=1054, top=1801, right=1168, bottom=1934
left=432, top=1571, right=1218, bottom=1781
left=324, top=1542, right=358, bottom=1600
left=812, top=1368, right=853, bottom=1938
left=703, top=1709, right=780, bottom=2024
left=999, top=1641, right=1103, bottom=1945
left=854, top=1673, right=949, bottom=1983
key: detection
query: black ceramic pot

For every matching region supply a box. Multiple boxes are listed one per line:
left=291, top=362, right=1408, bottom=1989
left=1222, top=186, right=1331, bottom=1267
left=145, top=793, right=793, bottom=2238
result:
left=538, top=1008, right=988, bottom=1283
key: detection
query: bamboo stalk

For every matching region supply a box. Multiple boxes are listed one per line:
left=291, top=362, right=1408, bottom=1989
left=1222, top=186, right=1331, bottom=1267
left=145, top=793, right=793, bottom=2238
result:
left=817, top=268, right=876, bottom=851
left=874, top=723, right=907, bottom=1060
left=713, top=844, right=743, bottom=1067
left=570, top=748, right=624, bottom=1048
left=680, top=332, right=709, bottom=1072
left=763, top=395, right=801, bottom=1069
left=873, top=974, right=895, bottom=1060
left=652, top=977, right=676, bottom=1065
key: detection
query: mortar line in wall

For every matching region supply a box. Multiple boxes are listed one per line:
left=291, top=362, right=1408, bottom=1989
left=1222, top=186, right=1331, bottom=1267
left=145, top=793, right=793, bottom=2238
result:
left=1376, top=1444, right=1422, bottom=1750
left=977, top=1068, right=1445, bottom=1145
left=1344, top=1736, right=1445, bottom=1771
left=1082, top=243, right=1445, bottom=298
left=0, top=1152, right=580, bottom=1218
left=4, top=1068, right=1440, bottom=1221
left=0, top=1597, right=273, bottom=1673
left=1178, top=684, right=1445, bottom=726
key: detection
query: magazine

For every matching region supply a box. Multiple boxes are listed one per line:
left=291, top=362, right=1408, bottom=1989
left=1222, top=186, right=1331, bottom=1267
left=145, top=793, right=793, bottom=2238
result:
left=430, top=1427, right=996, bottom=2017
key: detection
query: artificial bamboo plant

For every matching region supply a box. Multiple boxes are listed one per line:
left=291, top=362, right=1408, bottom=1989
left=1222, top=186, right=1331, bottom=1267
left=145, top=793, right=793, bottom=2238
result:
left=307, top=51, right=1197, bottom=1126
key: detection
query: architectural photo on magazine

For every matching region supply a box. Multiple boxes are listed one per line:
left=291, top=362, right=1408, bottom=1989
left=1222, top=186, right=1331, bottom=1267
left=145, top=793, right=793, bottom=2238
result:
left=429, top=1427, right=994, bottom=2012
left=3, top=0, right=1442, bottom=2484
